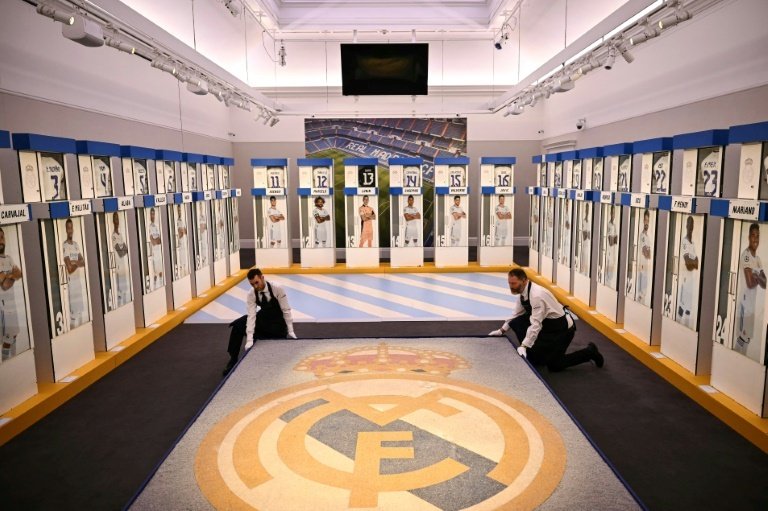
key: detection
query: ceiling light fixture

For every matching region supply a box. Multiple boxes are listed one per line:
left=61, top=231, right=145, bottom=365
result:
left=629, top=24, right=659, bottom=45
left=658, top=9, right=690, bottom=29
left=151, top=58, right=178, bottom=76
left=36, top=3, right=74, bottom=25
left=619, top=43, right=635, bottom=63
left=269, top=117, right=280, bottom=127
left=223, top=0, right=241, bottom=17
left=552, top=77, right=574, bottom=93
left=62, top=14, right=104, bottom=47
left=104, top=34, right=136, bottom=54
left=603, top=46, right=616, bottom=70
left=186, top=79, right=209, bottom=95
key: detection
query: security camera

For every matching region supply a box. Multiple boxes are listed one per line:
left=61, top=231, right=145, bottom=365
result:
left=576, top=118, right=586, bottom=130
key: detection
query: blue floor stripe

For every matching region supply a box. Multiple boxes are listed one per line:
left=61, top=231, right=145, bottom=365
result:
left=283, top=278, right=437, bottom=318
left=449, top=272, right=509, bottom=288
left=186, top=310, right=220, bottom=323
left=329, top=274, right=511, bottom=317
left=394, top=273, right=512, bottom=301
left=266, top=285, right=378, bottom=320
left=213, top=293, right=248, bottom=316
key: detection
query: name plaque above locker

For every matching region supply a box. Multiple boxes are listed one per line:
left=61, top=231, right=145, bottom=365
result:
left=233, top=188, right=242, bottom=197
left=557, top=189, right=567, bottom=199
left=570, top=190, right=597, bottom=201
left=344, top=187, right=378, bottom=196
left=173, top=192, right=193, bottom=204
left=192, top=191, right=213, bottom=201
left=0, top=204, right=32, bottom=224
left=631, top=193, right=649, bottom=208
left=599, top=191, right=613, bottom=204
left=658, top=195, right=696, bottom=213
left=96, top=196, right=135, bottom=212
left=526, top=186, right=539, bottom=195
left=709, top=198, right=764, bottom=220
left=541, top=188, right=550, bottom=197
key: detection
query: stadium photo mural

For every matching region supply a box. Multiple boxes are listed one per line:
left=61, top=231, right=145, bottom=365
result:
left=305, top=118, right=467, bottom=248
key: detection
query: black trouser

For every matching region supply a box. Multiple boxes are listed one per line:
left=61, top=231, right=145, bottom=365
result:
left=508, top=314, right=591, bottom=372
left=227, top=314, right=287, bottom=360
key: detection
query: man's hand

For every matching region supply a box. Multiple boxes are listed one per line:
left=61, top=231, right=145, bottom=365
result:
left=287, top=332, right=297, bottom=339
left=244, top=340, right=254, bottom=350
left=517, top=346, right=527, bottom=358
left=488, top=329, right=505, bottom=337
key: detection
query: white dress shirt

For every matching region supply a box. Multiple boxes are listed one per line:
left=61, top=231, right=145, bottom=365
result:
left=245, top=281, right=295, bottom=341
left=502, top=280, right=572, bottom=349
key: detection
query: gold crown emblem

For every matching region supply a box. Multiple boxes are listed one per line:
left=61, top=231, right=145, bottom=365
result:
left=295, top=342, right=470, bottom=378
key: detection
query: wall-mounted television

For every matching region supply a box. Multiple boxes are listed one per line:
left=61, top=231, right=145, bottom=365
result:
left=341, top=43, right=429, bottom=96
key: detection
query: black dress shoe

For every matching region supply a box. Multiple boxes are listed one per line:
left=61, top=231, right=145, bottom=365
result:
left=587, top=342, right=604, bottom=368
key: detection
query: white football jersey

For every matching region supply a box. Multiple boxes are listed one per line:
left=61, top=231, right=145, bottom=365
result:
left=41, top=155, right=66, bottom=201
left=134, top=161, right=149, bottom=194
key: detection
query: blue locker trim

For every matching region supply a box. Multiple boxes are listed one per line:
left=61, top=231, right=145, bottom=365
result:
left=657, top=195, right=672, bottom=211
left=761, top=203, right=768, bottom=222
left=620, top=193, right=632, bottom=206
left=584, top=190, right=596, bottom=201
left=214, top=191, right=223, bottom=199
left=250, top=158, right=288, bottom=167
left=221, top=157, right=235, bottom=166
left=344, top=187, right=356, bottom=196
left=672, top=129, right=729, bottom=150
left=513, top=186, right=517, bottom=193
left=173, top=193, right=184, bottom=203
left=709, top=199, right=730, bottom=217
left=343, top=157, right=378, bottom=166
left=435, top=156, right=470, bottom=165
left=77, top=140, right=121, bottom=157
left=545, top=153, right=561, bottom=162
left=119, top=145, right=155, bottom=159
left=297, top=158, right=334, bottom=167
left=12, top=133, right=77, bottom=154
left=183, top=152, right=205, bottom=163
left=603, top=143, right=633, bottom=156
left=192, top=191, right=207, bottom=201
left=141, top=195, right=156, bottom=208
left=552, top=187, right=559, bottom=195
left=389, top=157, right=422, bottom=165
left=103, top=198, right=119, bottom=212
left=632, top=137, right=673, bottom=154
left=435, top=186, right=450, bottom=195
left=480, top=156, right=517, bottom=165
left=49, top=201, right=71, bottom=219
left=390, top=187, right=403, bottom=195
left=576, top=147, right=603, bottom=159
left=560, top=151, right=578, bottom=161
left=156, top=149, right=183, bottom=162
left=297, top=188, right=311, bottom=196
left=591, top=193, right=602, bottom=202
left=568, top=190, right=576, bottom=200
left=204, top=155, right=222, bottom=164
left=481, top=186, right=496, bottom=194
left=0, top=131, right=9, bottom=148
left=251, top=188, right=267, bottom=196
left=728, top=121, right=768, bottom=144
left=532, top=154, right=544, bottom=164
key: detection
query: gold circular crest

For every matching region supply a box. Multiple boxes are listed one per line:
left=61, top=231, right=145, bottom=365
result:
left=196, top=373, right=565, bottom=510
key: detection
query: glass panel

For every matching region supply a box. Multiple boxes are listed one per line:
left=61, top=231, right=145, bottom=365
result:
left=0, top=224, right=32, bottom=361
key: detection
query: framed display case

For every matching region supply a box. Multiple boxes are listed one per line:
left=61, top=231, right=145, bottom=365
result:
left=478, top=157, right=515, bottom=267
left=252, top=159, right=291, bottom=268
left=389, top=157, right=425, bottom=268
left=434, top=157, right=469, bottom=267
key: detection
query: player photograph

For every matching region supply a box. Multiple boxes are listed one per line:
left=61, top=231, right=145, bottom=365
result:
left=194, top=202, right=210, bottom=269
left=627, top=209, right=656, bottom=307
left=0, top=225, right=31, bottom=363
left=169, top=203, right=191, bottom=281
left=599, top=204, right=619, bottom=289
left=575, top=202, right=592, bottom=276
left=212, top=201, right=227, bottom=261
left=446, top=195, right=467, bottom=247
left=542, top=198, right=554, bottom=257
left=351, top=194, right=377, bottom=248
left=732, top=222, right=768, bottom=362
left=558, top=200, right=572, bottom=266
left=55, top=217, right=90, bottom=331
left=310, top=196, right=332, bottom=248
left=140, top=207, right=165, bottom=293
left=492, top=194, right=513, bottom=247
left=264, top=195, right=287, bottom=249
left=399, top=194, right=422, bottom=247
left=530, top=196, right=540, bottom=252
left=664, top=214, right=704, bottom=330
left=96, top=211, right=132, bottom=312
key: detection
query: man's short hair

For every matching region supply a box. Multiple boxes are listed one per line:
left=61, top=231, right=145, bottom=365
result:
left=247, top=268, right=263, bottom=280
left=750, top=222, right=760, bottom=235
left=508, top=268, right=527, bottom=280
left=269, top=196, right=276, bottom=201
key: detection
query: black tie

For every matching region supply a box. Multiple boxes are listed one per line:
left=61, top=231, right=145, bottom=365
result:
left=260, top=291, right=267, bottom=303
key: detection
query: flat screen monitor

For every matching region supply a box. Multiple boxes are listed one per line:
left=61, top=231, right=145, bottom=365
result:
left=341, top=43, right=429, bottom=96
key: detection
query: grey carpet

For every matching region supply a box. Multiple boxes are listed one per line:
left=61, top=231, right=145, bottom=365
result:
left=129, top=337, right=641, bottom=510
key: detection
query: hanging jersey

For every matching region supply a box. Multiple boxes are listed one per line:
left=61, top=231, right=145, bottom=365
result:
left=41, top=155, right=66, bottom=201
